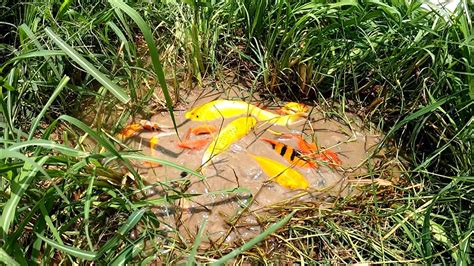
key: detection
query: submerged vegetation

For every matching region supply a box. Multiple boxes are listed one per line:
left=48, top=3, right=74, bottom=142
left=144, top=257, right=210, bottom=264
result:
left=0, top=0, right=472, bottom=264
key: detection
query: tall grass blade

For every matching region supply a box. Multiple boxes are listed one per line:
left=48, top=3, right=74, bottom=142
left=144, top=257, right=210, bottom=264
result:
left=106, top=21, right=133, bottom=60
left=108, top=0, right=179, bottom=133
left=110, top=237, right=144, bottom=266
left=18, top=24, right=61, bottom=79
left=108, top=154, right=205, bottom=180
left=0, top=248, right=20, bottom=266
left=28, top=75, right=69, bottom=140
left=0, top=156, right=48, bottom=237
left=57, top=115, right=141, bottom=181
left=211, top=210, right=297, bottom=265
left=35, top=233, right=98, bottom=261
left=38, top=203, right=64, bottom=245
left=1, top=50, right=66, bottom=72
left=57, top=115, right=119, bottom=157
left=84, top=173, right=95, bottom=251
left=56, top=0, right=72, bottom=19
left=96, top=208, right=146, bottom=257
left=44, top=27, right=130, bottom=104
left=7, top=139, right=90, bottom=158
left=186, top=219, right=207, bottom=266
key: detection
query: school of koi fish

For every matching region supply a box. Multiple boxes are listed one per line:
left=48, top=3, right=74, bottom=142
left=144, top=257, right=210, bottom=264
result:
left=114, top=94, right=388, bottom=245
left=118, top=100, right=343, bottom=190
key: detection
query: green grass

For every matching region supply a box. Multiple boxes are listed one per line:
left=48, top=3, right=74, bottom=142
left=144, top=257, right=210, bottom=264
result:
left=1, top=0, right=473, bottom=264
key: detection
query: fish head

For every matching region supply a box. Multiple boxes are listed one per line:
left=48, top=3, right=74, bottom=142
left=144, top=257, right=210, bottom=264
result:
left=281, top=102, right=308, bottom=114
left=185, top=105, right=208, bottom=120
left=185, top=100, right=227, bottom=121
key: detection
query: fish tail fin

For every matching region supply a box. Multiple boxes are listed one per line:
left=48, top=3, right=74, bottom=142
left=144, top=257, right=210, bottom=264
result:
left=201, top=147, right=214, bottom=166
left=307, top=160, right=318, bottom=169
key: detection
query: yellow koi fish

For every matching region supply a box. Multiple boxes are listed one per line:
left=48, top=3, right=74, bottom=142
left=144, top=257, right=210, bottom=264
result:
left=250, top=154, right=309, bottom=190
left=202, top=116, right=257, bottom=165
left=186, top=99, right=305, bottom=126
left=185, top=100, right=252, bottom=121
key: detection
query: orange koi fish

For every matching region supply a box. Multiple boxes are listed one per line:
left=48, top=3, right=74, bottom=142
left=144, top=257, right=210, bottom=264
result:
left=178, top=138, right=212, bottom=150
left=260, top=138, right=317, bottom=168
left=185, top=124, right=218, bottom=139
left=286, top=135, right=341, bottom=166
left=314, top=150, right=342, bottom=167
left=289, top=134, right=318, bottom=155
left=250, top=154, right=309, bottom=190
left=190, top=124, right=217, bottom=135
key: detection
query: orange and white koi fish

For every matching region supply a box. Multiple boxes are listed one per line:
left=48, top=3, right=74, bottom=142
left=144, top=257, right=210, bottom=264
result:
left=117, top=120, right=164, bottom=140
left=260, top=138, right=317, bottom=168
left=140, top=120, right=161, bottom=131
left=116, top=123, right=142, bottom=140
left=249, top=154, right=309, bottom=190
left=202, top=117, right=257, bottom=165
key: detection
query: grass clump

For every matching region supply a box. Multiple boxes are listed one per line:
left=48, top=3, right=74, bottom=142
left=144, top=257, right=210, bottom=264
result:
left=1, top=0, right=473, bottom=264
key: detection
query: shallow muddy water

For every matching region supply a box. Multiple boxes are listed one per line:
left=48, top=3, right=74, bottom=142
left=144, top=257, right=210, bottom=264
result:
left=122, top=88, right=388, bottom=247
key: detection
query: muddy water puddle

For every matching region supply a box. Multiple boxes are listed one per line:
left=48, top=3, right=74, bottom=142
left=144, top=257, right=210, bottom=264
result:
left=124, top=89, right=384, bottom=247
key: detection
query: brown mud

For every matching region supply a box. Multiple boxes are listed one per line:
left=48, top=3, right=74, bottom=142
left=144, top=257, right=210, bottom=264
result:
left=121, top=87, right=398, bottom=248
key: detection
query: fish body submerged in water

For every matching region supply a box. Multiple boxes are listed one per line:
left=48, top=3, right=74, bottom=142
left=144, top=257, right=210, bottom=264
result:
left=250, top=154, right=309, bottom=190
left=202, top=116, right=257, bottom=165
left=261, top=138, right=317, bottom=168
left=186, top=99, right=306, bottom=126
